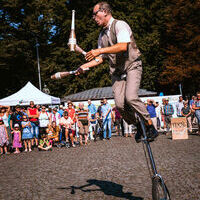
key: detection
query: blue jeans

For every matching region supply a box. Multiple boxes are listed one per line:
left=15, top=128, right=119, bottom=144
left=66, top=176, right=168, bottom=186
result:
left=31, top=122, right=39, bottom=139
left=103, top=118, right=112, bottom=139
left=195, top=110, right=200, bottom=125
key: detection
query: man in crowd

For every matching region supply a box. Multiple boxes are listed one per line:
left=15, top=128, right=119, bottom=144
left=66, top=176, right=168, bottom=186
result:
left=76, top=103, right=89, bottom=145
left=10, top=105, right=23, bottom=130
left=59, top=111, right=75, bottom=147
left=51, top=107, right=61, bottom=126
left=192, top=92, right=200, bottom=135
left=160, top=98, right=166, bottom=131
left=146, top=99, right=158, bottom=130
left=88, top=99, right=97, bottom=140
left=101, top=98, right=112, bottom=140
left=88, top=99, right=97, bottom=115
left=163, top=99, right=174, bottom=135
left=76, top=1, right=158, bottom=142
left=181, top=101, right=192, bottom=133
left=176, top=96, right=184, bottom=117
left=58, top=105, right=64, bottom=117
left=97, top=99, right=104, bottom=119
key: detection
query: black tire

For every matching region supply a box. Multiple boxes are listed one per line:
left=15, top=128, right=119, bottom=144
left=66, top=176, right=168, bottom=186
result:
left=94, top=123, right=99, bottom=141
left=152, top=176, right=171, bottom=200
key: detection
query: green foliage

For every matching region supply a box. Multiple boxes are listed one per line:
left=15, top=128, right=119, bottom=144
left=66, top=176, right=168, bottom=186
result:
left=0, top=0, right=198, bottom=99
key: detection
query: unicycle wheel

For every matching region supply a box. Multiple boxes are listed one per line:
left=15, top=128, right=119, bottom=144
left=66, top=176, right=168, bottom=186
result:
left=152, top=176, right=171, bottom=200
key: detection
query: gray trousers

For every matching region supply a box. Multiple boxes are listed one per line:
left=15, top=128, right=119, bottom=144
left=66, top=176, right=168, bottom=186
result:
left=111, top=61, right=150, bottom=125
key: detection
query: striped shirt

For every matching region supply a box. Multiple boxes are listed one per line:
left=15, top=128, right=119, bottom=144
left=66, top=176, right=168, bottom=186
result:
left=76, top=109, right=88, bottom=121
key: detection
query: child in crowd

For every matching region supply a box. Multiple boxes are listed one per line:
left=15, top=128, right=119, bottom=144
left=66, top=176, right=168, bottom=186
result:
left=89, top=113, right=96, bottom=140
left=0, top=118, right=10, bottom=155
left=12, top=124, right=22, bottom=154
left=38, top=136, right=52, bottom=151
left=21, top=115, right=32, bottom=152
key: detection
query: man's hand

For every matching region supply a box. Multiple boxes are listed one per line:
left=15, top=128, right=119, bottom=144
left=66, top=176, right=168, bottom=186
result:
left=86, top=49, right=101, bottom=61
left=75, top=66, right=84, bottom=75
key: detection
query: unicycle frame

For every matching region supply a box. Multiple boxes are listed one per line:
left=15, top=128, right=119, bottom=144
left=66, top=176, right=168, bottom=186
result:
left=139, top=117, right=170, bottom=200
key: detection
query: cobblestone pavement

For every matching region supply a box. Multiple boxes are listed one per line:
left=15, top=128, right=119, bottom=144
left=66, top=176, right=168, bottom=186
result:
left=0, top=134, right=200, bottom=200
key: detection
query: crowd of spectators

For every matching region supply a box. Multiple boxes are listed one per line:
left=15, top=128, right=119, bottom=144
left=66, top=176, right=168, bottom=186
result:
left=145, top=92, right=200, bottom=135
left=0, top=92, right=199, bottom=155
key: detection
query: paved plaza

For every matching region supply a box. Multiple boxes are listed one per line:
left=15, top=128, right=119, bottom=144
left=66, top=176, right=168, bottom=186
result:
left=0, top=134, right=199, bottom=200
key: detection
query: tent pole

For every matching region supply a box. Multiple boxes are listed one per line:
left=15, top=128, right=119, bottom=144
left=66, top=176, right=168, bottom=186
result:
left=36, top=37, right=42, bottom=91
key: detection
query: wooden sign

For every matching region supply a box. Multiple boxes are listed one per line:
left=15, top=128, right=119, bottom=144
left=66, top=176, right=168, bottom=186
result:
left=171, top=117, right=188, bottom=140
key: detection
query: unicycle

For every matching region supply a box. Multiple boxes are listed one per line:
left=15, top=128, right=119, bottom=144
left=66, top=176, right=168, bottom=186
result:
left=139, top=117, right=171, bottom=200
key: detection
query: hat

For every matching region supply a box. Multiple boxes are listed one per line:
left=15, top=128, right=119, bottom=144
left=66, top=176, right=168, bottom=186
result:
left=16, top=105, right=20, bottom=109
left=14, top=124, right=19, bottom=128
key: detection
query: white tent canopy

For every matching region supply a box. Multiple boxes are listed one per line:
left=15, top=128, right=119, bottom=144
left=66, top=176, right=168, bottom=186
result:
left=0, top=82, right=60, bottom=106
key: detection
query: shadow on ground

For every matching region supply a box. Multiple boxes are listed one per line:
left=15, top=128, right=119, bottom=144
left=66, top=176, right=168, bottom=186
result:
left=57, top=179, right=143, bottom=200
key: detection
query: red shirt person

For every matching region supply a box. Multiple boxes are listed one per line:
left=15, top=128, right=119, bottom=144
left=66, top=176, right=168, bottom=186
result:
left=27, top=101, right=39, bottom=146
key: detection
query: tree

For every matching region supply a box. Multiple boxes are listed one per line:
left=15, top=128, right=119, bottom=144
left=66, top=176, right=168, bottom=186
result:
left=160, top=0, right=200, bottom=94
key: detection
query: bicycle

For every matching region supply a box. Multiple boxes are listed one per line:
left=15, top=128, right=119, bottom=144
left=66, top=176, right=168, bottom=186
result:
left=138, top=116, right=171, bottom=200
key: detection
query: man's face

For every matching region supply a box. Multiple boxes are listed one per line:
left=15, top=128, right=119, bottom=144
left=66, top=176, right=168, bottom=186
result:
left=179, top=96, right=183, bottom=101
left=162, top=99, right=166, bottom=104
left=93, top=5, right=107, bottom=27
left=79, top=104, right=84, bottom=109
left=147, top=100, right=151, bottom=105
left=103, top=99, right=107, bottom=104
left=64, top=115, right=68, bottom=119
left=88, top=100, right=91, bottom=105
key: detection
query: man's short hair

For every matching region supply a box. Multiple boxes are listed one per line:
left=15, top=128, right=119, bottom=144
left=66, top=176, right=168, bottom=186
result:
left=96, top=2, right=112, bottom=14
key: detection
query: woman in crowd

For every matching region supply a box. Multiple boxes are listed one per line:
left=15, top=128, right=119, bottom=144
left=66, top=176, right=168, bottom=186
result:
left=65, top=102, right=77, bottom=143
left=123, top=120, right=133, bottom=138
left=27, top=101, right=39, bottom=147
left=0, top=105, right=12, bottom=145
left=12, top=124, right=22, bottom=154
left=112, top=106, right=122, bottom=136
left=21, top=115, right=32, bottom=152
left=39, top=106, right=51, bottom=138
left=0, top=118, right=10, bottom=155
left=46, top=121, right=59, bottom=144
